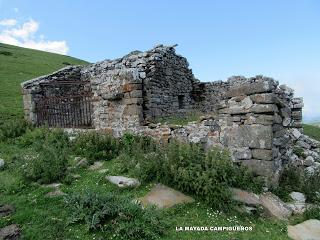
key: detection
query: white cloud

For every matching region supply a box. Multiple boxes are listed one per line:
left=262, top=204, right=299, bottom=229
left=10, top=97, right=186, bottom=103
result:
left=0, top=19, right=69, bottom=55
left=0, top=19, right=17, bottom=26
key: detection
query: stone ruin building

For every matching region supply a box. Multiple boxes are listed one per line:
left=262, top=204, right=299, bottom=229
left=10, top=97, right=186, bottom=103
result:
left=21, top=44, right=320, bottom=185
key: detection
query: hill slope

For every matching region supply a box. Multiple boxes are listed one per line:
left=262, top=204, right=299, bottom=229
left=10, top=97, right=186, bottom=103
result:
left=0, top=43, right=88, bottom=121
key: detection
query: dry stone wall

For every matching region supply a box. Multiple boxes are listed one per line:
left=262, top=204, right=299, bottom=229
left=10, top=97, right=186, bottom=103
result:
left=21, top=44, right=320, bottom=185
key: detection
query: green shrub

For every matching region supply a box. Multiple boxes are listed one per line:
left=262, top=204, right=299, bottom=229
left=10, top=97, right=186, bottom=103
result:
left=20, top=129, right=70, bottom=183
left=274, top=165, right=320, bottom=203
left=0, top=171, right=25, bottom=194
left=304, top=169, right=320, bottom=203
left=121, top=133, right=157, bottom=156
left=0, top=119, right=32, bottom=142
left=18, top=127, right=48, bottom=147
left=291, top=206, right=320, bottom=225
left=64, top=191, right=167, bottom=240
left=303, top=206, right=320, bottom=221
left=72, top=132, right=120, bottom=163
left=293, top=147, right=306, bottom=158
left=272, top=165, right=305, bottom=201
left=117, top=139, right=263, bottom=210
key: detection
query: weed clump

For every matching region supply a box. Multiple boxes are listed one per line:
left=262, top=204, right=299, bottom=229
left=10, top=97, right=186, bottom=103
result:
left=65, top=191, right=167, bottom=240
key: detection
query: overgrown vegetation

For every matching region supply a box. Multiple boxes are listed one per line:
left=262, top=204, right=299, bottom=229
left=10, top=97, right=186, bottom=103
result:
left=65, top=191, right=168, bottom=240
left=18, top=129, right=70, bottom=183
left=117, top=135, right=263, bottom=210
left=0, top=119, right=32, bottom=142
left=72, top=132, right=121, bottom=163
left=273, top=165, right=320, bottom=204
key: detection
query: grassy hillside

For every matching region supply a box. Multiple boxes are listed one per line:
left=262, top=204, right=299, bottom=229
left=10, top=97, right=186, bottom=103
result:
left=303, top=124, right=320, bottom=141
left=0, top=43, right=88, bottom=122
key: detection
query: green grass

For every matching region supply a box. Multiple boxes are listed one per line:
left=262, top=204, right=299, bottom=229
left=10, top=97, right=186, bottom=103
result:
left=303, top=124, right=320, bottom=141
left=0, top=139, right=290, bottom=240
left=153, top=112, right=202, bottom=125
left=0, top=43, right=88, bottom=122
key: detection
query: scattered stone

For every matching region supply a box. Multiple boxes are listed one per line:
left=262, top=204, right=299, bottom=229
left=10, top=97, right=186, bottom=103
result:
left=288, top=219, right=320, bottom=240
left=238, top=205, right=258, bottom=215
left=0, top=158, right=5, bottom=170
left=0, top=224, right=21, bottom=240
left=88, top=161, right=104, bottom=171
left=230, top=188, right=261, bottom=206
left=42, top=183, right=62, bottom=189
left=260, top=192, right=292, bottom=220
left=139, top=184, right=194, bottom=208
left=106, top=176, right=140, bottom=188
left=304, top=156, right=315, bottom=166
left=0, top=204, right=15, bottom=217
left=291, top=129, right=302, bottom=140
left=75, top=158, right=88, bottom=167
left=71, top=174, right=81, bottom=179
left=98, top=169, right=108, bottom=174
left=286, top=203, right=308, bottom=215
left=289, top=192, right=306, bottom=203
left=46, top=189, right=66, bottom=197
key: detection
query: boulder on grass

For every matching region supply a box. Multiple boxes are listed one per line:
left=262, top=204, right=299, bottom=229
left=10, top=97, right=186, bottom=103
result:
left=260, top=192, right=292, bottom=220
left=230, top=188, right=261, bottom=206
left=0, top=204, right=15, bottom=217
left=139, top=184, right=194, bottom=209
left=288, top=219, right=320, bottom=240
left=106, top=176, right=140, bottom=188
left=289, top=192, right=306, bottom=203
left=0, top=224, right=21, bottom=240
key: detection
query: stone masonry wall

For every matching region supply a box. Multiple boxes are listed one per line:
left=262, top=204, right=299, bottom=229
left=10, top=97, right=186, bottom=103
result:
left=21, top=44, right=320, bottom=185
left=142, top=45, right=196, bottom=122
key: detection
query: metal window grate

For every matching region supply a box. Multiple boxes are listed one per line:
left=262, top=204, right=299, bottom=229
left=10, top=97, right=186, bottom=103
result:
left=34, top=81, right=93, bottom=128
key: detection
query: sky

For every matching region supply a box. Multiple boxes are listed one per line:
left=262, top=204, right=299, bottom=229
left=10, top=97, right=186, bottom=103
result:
left=0, top=0, right=319, bottom=122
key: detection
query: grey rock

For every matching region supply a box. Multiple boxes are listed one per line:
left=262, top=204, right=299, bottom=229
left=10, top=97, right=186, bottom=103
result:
left=230, top=188, right=261, bottom=206
left=251, top=104, right=278, bottom=113
left=279, top=84, right=294, bottom=96
left=88, top=161, right=104, bottom=171
left=0, top=224, right=21, bottom=240
left=0, top=205, right=15, bottom=217
left=106, top=176, right=140, bottom=188
left=250, top=93, right=276, bottom=103
left=304, top=156, right=314, bottom=166
left=297, top=140, right=311, bottom=150
left=230, top=147, right=252, bottom=160
left=286, top=203, right=307, bottom=215
left=291, top=129, right=302, bottom=140
left=75, top=158, right=88, bottom=167
left=0, top=159, right=4, bottom=169
left=220, top=125, right=272, bottom=149
left=260, top=192, right=292, bottom=220
left=241, top=160, right=274, bottom=177
left=288, top=219, right=320, bottom=240
left=252, top=149, right=273, bottom=161
left=289, top=192, right=306, bottom=203
left=46, top=189, right=66, bottom=197
left=138, top=184, right=194, bottom=208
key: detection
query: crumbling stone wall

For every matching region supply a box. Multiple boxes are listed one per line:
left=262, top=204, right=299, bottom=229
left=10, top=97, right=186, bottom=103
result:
left=21, top=44, right=320, bottom=185
left=142, top=45, right=196, bottom=122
